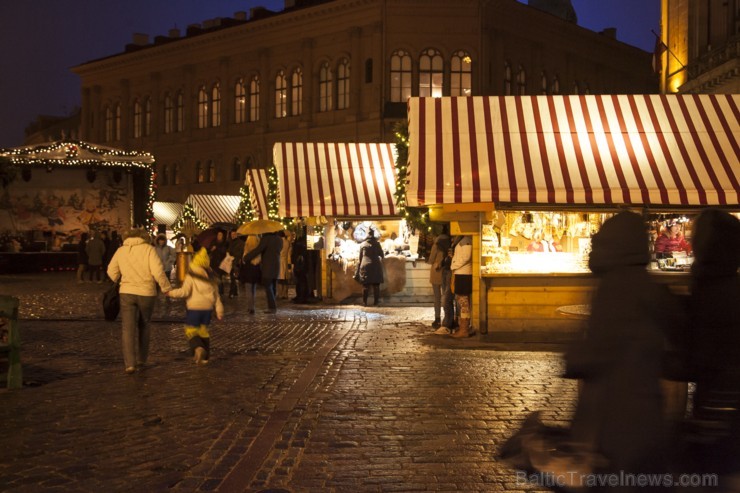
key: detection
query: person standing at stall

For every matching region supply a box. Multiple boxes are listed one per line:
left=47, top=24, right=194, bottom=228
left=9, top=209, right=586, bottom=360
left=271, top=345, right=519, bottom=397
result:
left=85, top=230, right=106, bottom=283
left=427, top=226, right=451, bottom=330
left=654, top=220, right=691, bottom=256
left=239, top=234, right=261, bottom=314
left=243, top=231, right=282, bottom=313
left=450, top=235, right=474, bottom=338
left=356, top=229, right=385, bottom=306
left=227, top=231, right=245, bottom=299
left=76, top=232, right=88, bottom=283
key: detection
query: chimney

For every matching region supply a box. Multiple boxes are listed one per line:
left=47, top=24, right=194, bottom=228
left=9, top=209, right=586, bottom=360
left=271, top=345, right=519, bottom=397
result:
left=600, top=27, right=617, bottom=40
left=132, top=33, right=149, bottom=46
left=234, top=11, right=247, bottom=21
left=168, top=28, right=180, bottom=38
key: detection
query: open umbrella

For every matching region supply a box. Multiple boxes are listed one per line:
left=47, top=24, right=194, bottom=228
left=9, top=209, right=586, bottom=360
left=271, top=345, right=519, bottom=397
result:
left=196, top=225, right=234, bottom=249
left=237, top=219, right=285, bottom=235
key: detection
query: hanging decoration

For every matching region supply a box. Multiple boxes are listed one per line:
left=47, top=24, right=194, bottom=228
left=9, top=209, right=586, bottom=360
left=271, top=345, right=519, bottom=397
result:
left=393, top=121, right=429, bottom=232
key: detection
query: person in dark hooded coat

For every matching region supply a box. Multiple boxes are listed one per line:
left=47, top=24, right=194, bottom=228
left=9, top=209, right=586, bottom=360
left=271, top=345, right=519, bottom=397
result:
left=565, top=211, right=685, bottom=489
left=356, top=229, right=384, bottom=306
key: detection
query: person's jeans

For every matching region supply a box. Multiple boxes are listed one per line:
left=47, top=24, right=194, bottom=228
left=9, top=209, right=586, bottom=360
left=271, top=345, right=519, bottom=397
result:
left=261, top=277, right=277, bottom=310
left=244, top=282, right=257, bottom=312
left=120, top=293, right=156, bottom=369
left=432, top=282, right=442, bottom=321
left=441, top=269, right=455, bottom=328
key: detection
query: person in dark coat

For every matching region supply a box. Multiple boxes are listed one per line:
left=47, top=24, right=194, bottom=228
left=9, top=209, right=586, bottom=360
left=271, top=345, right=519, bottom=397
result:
left=208, top=230, right=228, bottom=296
left=291, top=234, right=309, bottom=303
left=227, top=231, right=245, bottom=299
left=76, top=233, right=89, bottom=283
left=565, top=211, right=684, bottom=490
left=356, top=229, right=385, bottom=306
left=243, top=231, right=282, bottom=313
left=687, top=209, right=740, bottom=476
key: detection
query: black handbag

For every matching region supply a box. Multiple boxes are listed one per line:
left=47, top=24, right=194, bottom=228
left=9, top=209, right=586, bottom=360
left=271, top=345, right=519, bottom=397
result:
left=102, top=282, right=120, bottom=321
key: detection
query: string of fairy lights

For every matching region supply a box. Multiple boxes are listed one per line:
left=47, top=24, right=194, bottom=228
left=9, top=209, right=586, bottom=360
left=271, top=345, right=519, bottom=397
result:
left=393, top=122, right=430, bottom=232
left=172, top=203, right=208, bottom=233
left=0, top=140, right=157, bottom=232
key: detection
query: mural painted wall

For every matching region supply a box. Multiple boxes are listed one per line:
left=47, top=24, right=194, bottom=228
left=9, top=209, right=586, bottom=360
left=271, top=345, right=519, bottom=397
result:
left=0, top=168, right=132, bottom=237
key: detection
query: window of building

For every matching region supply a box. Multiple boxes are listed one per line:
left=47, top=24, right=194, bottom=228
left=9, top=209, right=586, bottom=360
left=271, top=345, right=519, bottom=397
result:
left=173, top=163, right=180, bottom=185
left=390, top=50, right=412, bottom=102
left=207, top=160, right=216, bottom=183
left=451, top=50, right=472, bottom=96
left=235, top=78, right=246, bottom=124
left=211, top=83, right=221, bottom=127
left=105, top=106, right=113, bottom=142
left=113, top=104, right=121, bottom=141
left=552, top=76, right=560, bottom=95
left=195, top=161, right=204, bottom=183
left=245, top=155, right=253, bottom=169
left=164, top=94, right=174, bottom=134
left=419, top=49, right=443, bottom=97
left=161, top=164, right=169, bottom=186
left=198, top=87, right=208, bottom=128
left=337, top=58, right=350, bottom=109
left=516, top=66, right=526, bottom=95
left=249, top=76, right=260, bottom=122
left=365, top=58, right=373, bottom=84
left=144, top=97, right=151, bottom=136
left=291, top=68, right=303, bottom=116
left=573, top=82, right=580, bottom=94
left=584, top=83, right=590, bottom=95
left=541, top=72, right=548, bottom=95
left=319, top=62, right=333, bottom=112
left=133, top=100, right=142, bottom=138
left=232, top=158, right=242, bottom=181
left=504, top=62, right=512, bottom=95
left=176, top=91, right=184, bottom=132
left=275, top=71, right=287, bottom=118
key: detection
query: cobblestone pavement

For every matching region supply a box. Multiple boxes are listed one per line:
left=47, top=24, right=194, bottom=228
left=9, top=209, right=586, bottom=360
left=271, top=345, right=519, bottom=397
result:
left=0, top=273, right=576, bottom=492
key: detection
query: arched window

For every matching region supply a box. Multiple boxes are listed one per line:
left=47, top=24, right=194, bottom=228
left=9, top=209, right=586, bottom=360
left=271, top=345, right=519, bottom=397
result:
left=211, top=83, right=221, bottom=127
left=114, top=104, right=121, bottom=140
left=390, top=50, right=412, bottom=102
left=234, top=79, right=246, bottom=124
left=337, top=58, right=350, bottom=109
left=231, top=158, right=242, bottom=181
left=133, top=100, right=142, bottom=138
left=516, top=66, right=526, bottom=95
left=164, top=94, right=174, bottom=134
left=504, top=62, right=512, bottom=95
left=583, top=83, right=590, bottom=95
left=144, top=97, right=152, bottom=136
left=105, top=106, right=113, bottom=142
left=540, top=72, right=548, bottom=95
left=161, top=164, right=169, bottom=186
left=319, top=62, right=333, bottom=112
left=249, top=76, right=260, bottom=122
left=552, top=76, right=560, bottom=95
left=195, top=161, right=204, bottom=183
left=573, top=81, right=580, bottom=94
left=197, top=87, right=208, bottom=128
left=290, top=68, right=303, bottom=116
left=207, top=160, right=216, bottom=183
left=451, top=50, right=472, bottom=97
left=275, top=71, right=287, bottom=118
left=176, top=91, right=184, bottom=131
left=365, top=58, right=373, bottom=84
left=173, top=163, right=180, bottom=185
left=419, top=48, right=443, bottom=97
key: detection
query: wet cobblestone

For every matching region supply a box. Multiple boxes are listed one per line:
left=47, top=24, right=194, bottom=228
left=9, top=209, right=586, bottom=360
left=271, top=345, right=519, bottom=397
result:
left=1, top=273, right=574, bottom=492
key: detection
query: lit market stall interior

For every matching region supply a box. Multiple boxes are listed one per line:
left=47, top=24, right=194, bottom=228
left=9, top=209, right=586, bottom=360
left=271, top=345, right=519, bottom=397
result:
left=407, top=94, right=740, bottom=337
left=274, top=142, right=432, bottom=303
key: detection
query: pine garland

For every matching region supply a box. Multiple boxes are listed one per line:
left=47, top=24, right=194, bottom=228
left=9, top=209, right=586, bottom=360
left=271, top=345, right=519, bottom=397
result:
left=393, top=122, right=429, bottom=232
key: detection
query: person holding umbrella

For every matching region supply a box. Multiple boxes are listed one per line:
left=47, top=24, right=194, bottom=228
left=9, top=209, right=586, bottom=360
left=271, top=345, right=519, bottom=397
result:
left=241, top=220, right=284, bottom=314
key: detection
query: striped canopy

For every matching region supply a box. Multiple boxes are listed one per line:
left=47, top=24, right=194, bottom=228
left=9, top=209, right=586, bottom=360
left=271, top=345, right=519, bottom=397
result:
left=245, top=169, right=270, bottom=220
left=152, top=202, right=183, bottom=227
left=274, top=142, right=398, bottom=218
left=407, top=95, right=740, bottom=207
left=183, top=194, right=240, bottom=226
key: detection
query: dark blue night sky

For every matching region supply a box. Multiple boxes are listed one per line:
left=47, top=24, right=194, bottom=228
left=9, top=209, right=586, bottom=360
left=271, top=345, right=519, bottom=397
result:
left=0, top=0, right=659, bottom=148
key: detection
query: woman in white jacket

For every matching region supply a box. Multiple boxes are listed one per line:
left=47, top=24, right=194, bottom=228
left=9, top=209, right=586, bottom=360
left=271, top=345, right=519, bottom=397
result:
left=450, top=235, right=474, bottom=338
left=107, top=228, right=172, bottom=373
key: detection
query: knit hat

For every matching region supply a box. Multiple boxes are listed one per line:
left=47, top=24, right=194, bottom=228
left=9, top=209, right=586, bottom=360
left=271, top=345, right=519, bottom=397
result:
left=191, top=248, right=210, bottom=268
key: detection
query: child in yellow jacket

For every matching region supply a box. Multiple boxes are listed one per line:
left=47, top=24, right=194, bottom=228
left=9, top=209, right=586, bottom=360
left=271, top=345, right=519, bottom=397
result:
left=166, top=248, right=224, bottom=364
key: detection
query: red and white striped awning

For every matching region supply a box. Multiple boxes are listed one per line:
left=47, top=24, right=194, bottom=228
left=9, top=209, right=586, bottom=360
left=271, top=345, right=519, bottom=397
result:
left=245, top=169, right=270, bottom=220
left=274, top=142, right=398, bottom=218
left=153, top=201, right=183, bottom=226
left=184, top=194, right=240, bottom=225
left=407, top=95, right=740, bottom=207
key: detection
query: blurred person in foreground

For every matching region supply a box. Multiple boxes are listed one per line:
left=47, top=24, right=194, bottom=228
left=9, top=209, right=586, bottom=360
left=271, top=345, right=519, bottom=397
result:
left=565, top=211, right=684, bottom=491
left=107, top=228, right=172, bottom=374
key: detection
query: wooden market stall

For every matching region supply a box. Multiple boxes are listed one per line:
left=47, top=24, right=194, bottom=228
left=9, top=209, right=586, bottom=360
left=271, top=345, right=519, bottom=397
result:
left=274, top=142, right=432, bottom=303
left=406, top=94, right=740, bottom=337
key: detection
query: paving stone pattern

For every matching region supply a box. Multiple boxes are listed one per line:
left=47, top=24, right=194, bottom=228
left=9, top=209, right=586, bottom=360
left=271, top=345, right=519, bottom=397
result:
left=0, top=274, right=575, bottom=492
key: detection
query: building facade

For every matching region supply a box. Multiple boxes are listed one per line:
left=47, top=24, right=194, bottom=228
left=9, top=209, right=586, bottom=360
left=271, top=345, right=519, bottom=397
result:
left=660, top=0, right=740, bottom=93
left=72, top=0, right=656, bottom=203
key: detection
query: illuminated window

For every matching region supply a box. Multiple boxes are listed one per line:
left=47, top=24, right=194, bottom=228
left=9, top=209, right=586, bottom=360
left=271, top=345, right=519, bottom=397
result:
left=291, top=68, right=303, bottom=116
left=451, top=50, right=472, bottom=97
left=275, top=71, right=287, bottom=118
left=211, top=83, right=221, bottom=127
left=144, top=98, right=151, bottom=136
left=105, top=106, right=113, bottom=142
left=207, top=160, right=216, bottom=183
left=419, top=49, right=443, bottom=97
left=176, top=91, right=184, bottom=131
left=133, top=100, right=142, bottom=138
left=114, top=104, right=121, bottom=140
left=164, top=94, right=174, bottom=134
left=249, top=76, right=260, bottom=122
left=504, top=62, right=512, bottom=95
left=319, top=62, right=333, bottom=112
left=196, top=161, right=204, bottom=183
left=234, top=78, right=246, bottom=124
left=197, top=87, right=208, bottom=128
left=337, top=58, right=350, bottom=109
left=390, top=50, right=412, bottom=102
left=516, top=66, right=526, bottom=95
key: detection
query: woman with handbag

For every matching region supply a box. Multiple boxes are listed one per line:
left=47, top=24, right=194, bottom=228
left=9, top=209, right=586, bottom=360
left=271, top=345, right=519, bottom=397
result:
left=356, top=228, right=384, bottom=306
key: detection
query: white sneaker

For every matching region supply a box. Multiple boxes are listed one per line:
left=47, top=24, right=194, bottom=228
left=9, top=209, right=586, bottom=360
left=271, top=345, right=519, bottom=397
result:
left=433, top=326, right=451, bottom=335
